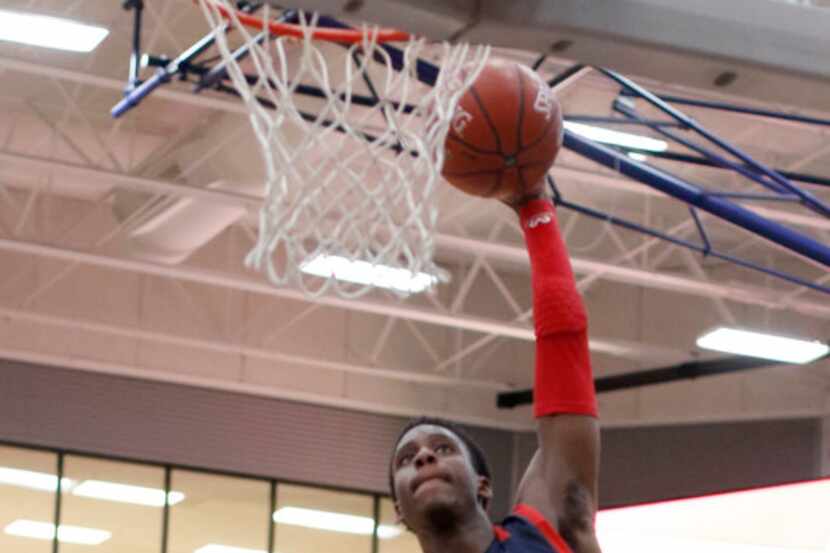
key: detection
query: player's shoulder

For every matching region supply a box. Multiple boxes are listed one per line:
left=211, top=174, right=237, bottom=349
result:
left=486, top=504, right=575, bottom=553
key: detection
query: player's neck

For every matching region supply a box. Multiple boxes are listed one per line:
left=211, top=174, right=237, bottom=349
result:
left=415, top=509, right=494, bottom=553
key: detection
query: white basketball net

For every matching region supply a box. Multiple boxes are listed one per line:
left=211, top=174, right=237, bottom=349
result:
left=199, top=2, right=489, bottom=297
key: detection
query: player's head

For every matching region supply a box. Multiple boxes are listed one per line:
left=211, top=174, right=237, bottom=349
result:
left=389, top=416, right=492, bottom=532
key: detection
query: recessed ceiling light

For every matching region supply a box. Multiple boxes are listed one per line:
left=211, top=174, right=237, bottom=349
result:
left=273, top=507, right=401, bottom=538
left=300, top=254, right=438, bottom=294
left=0, top=9, right=109, bottom=52
left=5, top=520, right=111, bottom=545
left=194, top=545, right=266, bottom=553
left=0, top=467, right=74, bottom=492
left=72, top=480, right=185, bottom=507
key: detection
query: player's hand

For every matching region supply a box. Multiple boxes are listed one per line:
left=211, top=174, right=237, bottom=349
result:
left=500, top=177, right=551, bottom=215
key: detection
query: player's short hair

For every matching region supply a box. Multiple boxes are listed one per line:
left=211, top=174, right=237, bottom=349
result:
left=388, top=416, right=492, bottom=505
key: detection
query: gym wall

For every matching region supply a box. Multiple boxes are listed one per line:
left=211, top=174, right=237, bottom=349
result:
left=0, top=358, right=822, bottom=518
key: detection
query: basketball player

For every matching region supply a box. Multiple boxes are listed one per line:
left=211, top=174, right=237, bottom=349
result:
left=389, top=187, right=601, bottom=553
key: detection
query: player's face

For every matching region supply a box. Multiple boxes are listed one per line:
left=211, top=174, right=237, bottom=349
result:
left=391, top=425, right=487, bottom=530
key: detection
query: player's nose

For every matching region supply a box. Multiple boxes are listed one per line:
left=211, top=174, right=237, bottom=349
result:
left=413, top=446, right=437, bottom=468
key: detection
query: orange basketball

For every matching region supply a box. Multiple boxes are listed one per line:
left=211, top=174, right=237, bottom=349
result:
left=441, top=59, right=563, bottom=200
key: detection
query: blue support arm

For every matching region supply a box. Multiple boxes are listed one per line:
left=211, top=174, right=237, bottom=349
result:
left=563, top=130, right=830, bottom=268
left=601, top=68, right=830, bottom=218
left=112, top=14, right=234, bottom=118
left=111, top=69, right=171, bottom=118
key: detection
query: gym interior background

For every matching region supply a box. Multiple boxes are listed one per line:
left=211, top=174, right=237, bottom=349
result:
left=1, top=1, right=830, bottom=552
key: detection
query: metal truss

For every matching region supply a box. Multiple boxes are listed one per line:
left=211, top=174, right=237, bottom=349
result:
left=0, top=4, right=828, bottom=427
left=1, top=148, right=827, bottom=315
left=107, top=5, right=829, bottom=294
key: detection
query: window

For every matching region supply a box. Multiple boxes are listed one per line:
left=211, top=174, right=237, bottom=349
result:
left=168, top=470, right=270, bottom=553
left=0, top=444, right=404, bottom=553
left=0, top=445, right=58, bottom=553
left=60, top=455, right=165, bottom=552
left=274, top=484, right=374, bottom=553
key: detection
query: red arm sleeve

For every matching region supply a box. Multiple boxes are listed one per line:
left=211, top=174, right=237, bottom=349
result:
left=519, top=199, right=597, bottom=418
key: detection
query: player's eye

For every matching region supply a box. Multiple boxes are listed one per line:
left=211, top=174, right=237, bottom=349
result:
left=435, top=444, right=452, bottom=454
left=397, top=454, right=413, bottom=467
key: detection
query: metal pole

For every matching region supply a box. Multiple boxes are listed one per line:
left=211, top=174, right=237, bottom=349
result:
left=123, top=0, right=145, bottom=94
left=371, top=495, right=380, bottom=553
left=564, top=131, right=830, bottom=268
left=601, top=68, right=830, bottom=218
left=112, top=7, right=240, bottom=118
left=619, top=89, right=830, bottom=128
left=161, top=466, right=171, bottom=553
left=52, top=452, right=65, bottom=553
left=268, top=480, right=277, bottom=553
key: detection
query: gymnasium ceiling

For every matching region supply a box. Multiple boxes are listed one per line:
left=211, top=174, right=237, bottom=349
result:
left=0, top=0, right=828, bottom=431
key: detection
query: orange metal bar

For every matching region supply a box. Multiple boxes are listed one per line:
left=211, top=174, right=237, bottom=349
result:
left=199, top=0, right=412, bottom=43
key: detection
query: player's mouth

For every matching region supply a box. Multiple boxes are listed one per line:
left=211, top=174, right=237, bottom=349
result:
left=411, top=472, right=451, bottom=494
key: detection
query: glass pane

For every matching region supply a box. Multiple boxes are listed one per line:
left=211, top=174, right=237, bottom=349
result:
left=0, top=445, right=57, bottom=553
left=378, top=497, right=419, bottom=553
left=61, top=455, right=165, bottom=553
left=168, top=470, right=270, bottom=553
left=274, top=484, right=373, bottom=553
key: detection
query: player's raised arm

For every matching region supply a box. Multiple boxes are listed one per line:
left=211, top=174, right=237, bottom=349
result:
left=511, top=192, right=602, bottom=553
left=436, top=52, right=599, bottom=552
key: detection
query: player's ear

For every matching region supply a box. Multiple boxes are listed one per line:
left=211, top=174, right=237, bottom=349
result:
left=477, top=475, right=493, bottom=511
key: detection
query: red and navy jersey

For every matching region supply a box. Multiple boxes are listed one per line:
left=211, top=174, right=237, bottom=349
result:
left=486, top=504, right=574, bottom=553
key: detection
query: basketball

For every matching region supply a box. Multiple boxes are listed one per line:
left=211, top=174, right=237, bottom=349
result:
left=441, top=59, right=563, bottom=201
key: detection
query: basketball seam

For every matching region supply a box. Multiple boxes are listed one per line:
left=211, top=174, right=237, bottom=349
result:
left=518, top=162, right=528, bottom=194
left=516, top=65, right=526, bottom=152
left=441, top=168, right=504, bottom=178
left=525, top=103, right=558, bottom=149
left=523, top=117, right=558, bottom=154
left=517, top=160, right=553, bottom=170
left=446, top=134, right=502, bottom=156
left=470, top=85, right=505, bottom=155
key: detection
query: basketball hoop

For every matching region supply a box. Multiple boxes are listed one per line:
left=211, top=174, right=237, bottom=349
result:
left=197, top=0, right=490, bottom=297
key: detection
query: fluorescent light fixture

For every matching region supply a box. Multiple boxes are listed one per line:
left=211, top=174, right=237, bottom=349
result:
left=564, top=121, right=668, bottom=152
left=72, top=480, right=185, bottom=507
left=0, top=9, right=109, bottom=52
left=300, top=254, right=437, bottom=294
left=628, top=152, right=648, bottom=162
left=0, top=467, right=74, bottom=492
left=194, top=545, right=267, bottom=553
left=273, top=507, right=402, bottom=539
left=696, top=327, right=829, bottom=364
left=5, top=520, right=111, bottom=545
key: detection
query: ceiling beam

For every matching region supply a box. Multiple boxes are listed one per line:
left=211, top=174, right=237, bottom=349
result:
left=2, top=150, right=828, bottom=319
left=0, top=57, right=248, bottom=115
left=0, top=305, right=508, bottom=391
left=434, top=235, right=830, bottom=319
left=290, top=0, right=830, bottom=111
left=2, top=57, right=828, bottom=234
left=0, top=57, right=827, bottom=233
left=0, top=236, right=686, bottom=363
